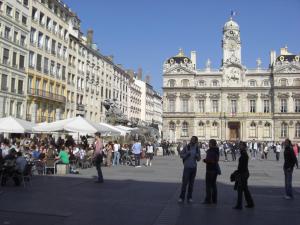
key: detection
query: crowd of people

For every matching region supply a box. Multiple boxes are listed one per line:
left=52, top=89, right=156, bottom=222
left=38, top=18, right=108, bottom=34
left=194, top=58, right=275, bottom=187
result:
left=177, top=137, right=299, bottom=209
left=0, top=133, right=158, bottom=186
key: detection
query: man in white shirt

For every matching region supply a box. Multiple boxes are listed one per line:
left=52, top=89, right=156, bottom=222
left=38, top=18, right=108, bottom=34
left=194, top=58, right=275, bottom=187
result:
left=276, top=142, right=282, bottom=161
left=113, top=140, right=120, bottom=166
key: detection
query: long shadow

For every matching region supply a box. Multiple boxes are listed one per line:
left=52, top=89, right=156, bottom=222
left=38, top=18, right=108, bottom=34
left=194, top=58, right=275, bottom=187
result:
left=0, top=174, right=299, bottom=225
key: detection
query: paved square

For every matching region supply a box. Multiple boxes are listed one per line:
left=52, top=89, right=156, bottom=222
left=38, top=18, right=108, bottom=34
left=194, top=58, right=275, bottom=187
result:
left=0, top=155, right=299, bottom=225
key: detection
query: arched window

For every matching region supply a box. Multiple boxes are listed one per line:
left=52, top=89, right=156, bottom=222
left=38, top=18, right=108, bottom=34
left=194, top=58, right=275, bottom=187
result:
left=211, top=121, right=218, bottom=137
left=198, top=80, right=205, bottom=87
left=212, top=80, right=219, bottom=87
left=249, top=121, right=257, bottom=138
left=182, top=122, right=188, bottom=137
left=264, top=122, right=271, bottom=138
left=198, top=121, right=205, bottom=137
left=169, top=79, right=176, bottom=87
left=281, top=122, right=288, bottom=138
left=280, top=79, right=288, bottom=86
left=295, top=123, right=300, bottom=138
left=249, top=80, right=257, bottom=87
left=181, top=79, right=189, bottom=87
left=169, top=122, right=175, bottom=131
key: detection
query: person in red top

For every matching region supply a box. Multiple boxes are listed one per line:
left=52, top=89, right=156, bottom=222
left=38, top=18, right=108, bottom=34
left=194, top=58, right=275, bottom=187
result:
left=293, top=143, right=299, bottom=159
left=93, top=132, right=104, bottom=183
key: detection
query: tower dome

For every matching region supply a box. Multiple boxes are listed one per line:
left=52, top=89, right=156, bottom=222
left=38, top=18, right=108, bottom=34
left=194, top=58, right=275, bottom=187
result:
left=223, top=17, right=239, bottom=31
left=166, top=49, right=192, bottom=65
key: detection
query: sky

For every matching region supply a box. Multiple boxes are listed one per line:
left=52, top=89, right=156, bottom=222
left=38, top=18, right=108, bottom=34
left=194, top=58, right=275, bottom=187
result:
left=64, top=0, right=300, bottom=93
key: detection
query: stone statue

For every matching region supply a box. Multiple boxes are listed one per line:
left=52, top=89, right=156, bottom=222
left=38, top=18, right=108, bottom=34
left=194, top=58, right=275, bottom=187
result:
left=206, top=58, right=211, bottom=71
left=256, top=58, right=262, bottom=69
left=102, top=99, right=128, bottom=125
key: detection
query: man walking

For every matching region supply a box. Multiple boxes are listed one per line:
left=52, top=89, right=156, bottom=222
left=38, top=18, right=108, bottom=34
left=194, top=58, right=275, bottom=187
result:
left=203, top=139, right=220, bottom=204
left=93, top=133, right=104, bottom=183
left=276, top=142, right=281, bottom=161
left=132, top=139, right=142, bottom=167
left=178, top=136, right=200, bottom=203
left=112, top=140, right=120, bottom=166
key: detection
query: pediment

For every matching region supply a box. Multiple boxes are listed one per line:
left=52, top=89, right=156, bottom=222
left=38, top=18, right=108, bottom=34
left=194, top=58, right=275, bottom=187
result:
left=273, top=64, right=300, bottom=73
left=164, top=65, right=195, bottom=75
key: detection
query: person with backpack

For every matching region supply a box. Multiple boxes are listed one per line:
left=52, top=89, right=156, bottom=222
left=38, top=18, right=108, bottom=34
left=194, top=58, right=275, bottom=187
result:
left=178, top=136, right=201, bottom=203
left=202, top=139, right=220, bottom=204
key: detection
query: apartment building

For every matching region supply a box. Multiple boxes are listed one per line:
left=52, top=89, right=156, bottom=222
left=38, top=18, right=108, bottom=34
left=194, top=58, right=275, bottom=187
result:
left=0, top=0, right=29, bottom=119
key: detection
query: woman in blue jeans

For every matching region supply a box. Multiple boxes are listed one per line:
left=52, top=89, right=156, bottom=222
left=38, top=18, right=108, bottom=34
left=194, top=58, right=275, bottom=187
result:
left=283, top=139, right=298, bottom=199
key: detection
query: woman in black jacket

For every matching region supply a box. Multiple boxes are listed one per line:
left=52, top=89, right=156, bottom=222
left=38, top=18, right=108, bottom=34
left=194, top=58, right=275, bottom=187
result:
left=283, top=139, right=298, bottom=199
left=233, top=141, right=254, bottom=210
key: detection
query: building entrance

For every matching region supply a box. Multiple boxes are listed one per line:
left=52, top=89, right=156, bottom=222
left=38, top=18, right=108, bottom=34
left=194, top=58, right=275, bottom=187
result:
left=228, top=122, right=240, bottom=140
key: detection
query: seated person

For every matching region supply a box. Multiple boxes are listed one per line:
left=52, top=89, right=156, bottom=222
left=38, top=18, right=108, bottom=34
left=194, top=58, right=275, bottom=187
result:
left=55, top=146, right=69, bottom=164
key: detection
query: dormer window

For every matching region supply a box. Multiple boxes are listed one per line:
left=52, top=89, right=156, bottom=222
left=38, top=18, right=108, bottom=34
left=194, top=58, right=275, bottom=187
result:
left=199, top=80, right=205, bottom=87
left=249, top=80, right=256, bottom=87
left=280, top=79, right=288, bottom=86
left=212, top=80, right=219, bottom=87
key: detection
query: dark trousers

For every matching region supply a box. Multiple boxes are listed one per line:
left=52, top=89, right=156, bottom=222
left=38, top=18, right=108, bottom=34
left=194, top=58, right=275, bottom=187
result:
left=96, top=163, right=103, bottom=182
left=284, top=168, right=294, bottom=198
left=134, top=154, right=140, bottom=166
left=276, top=152, right=280, bottom=161
left=179, top=167, right=197, bottom=200
left=205, top=171, right=218, bottom=203
left=236, top=175, right=254, bottom=207
left=231, top=150, right=236, bottom=161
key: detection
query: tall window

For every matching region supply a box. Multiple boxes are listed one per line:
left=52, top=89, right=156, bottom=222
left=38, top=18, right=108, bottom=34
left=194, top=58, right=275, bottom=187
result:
left=199, top=100, right=205, bottom=113
left=182, top=99, right=189, bottom=112
left=182, top=79, right=189, bottom=87
left=3, top=48, right=9, bottom=64
left=250, top=100, right=256, bottom=113
left=18, top=80, right=23, bottom=94
left=4, top=26, right=11, bottom=39
left=169, top=98, right=175, bottom=112
left=12, top=52, right=17, bottom=67
left=231, top=100, right=237, bottom=114
left=263, top=100, right=270, bottom=113
left=182, top=122, right=188, bottom=137
left=29, top=51, right=35, bottom=68
left=249, top=122, right=257, bottom=137
left=264, top=122, right=271, bottom=138
left=281, top=123, right=288, bottom=138
left=30, top=28, right=36, bottom=43
left=212, top=100, right=218, bottom=112
left=295, top=123, right=300, bottom=138
left=211, top=122, right=218, bottom=137
left=198, top=122, right=205, bottom=137
left=169, top=79, right=176, bottom=87
left=36, top=54, right=42, bottom=71
left=280, top=99, right=287, bottom=113
left=19, top=55, right=25, bottom=69
left=295, top=99, right=300, bottom=113
left=169, top=122, right=176, bottom=141
left=44, top=57, right=49, bottom=74
left=11, top=78, right=15, bottom=92
left=280, top=79, right=288, bottom=86
left=1, top=74, right=8, bottom=91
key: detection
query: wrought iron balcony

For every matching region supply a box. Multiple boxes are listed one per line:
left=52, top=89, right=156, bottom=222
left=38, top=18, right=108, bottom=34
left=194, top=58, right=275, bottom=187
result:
left=27, top=88, right=66, bottom=103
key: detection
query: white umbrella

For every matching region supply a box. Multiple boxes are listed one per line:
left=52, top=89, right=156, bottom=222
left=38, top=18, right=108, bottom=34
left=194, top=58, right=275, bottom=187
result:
left=0, top=116, right=35, bottom=133
left=99, top=122, right=123, bottom=136
left=33, top=116, right=103, bottom=134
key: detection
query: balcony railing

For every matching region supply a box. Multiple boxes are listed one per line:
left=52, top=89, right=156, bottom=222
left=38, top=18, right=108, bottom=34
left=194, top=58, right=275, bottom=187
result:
left=27, top=88, right=66, bottom=103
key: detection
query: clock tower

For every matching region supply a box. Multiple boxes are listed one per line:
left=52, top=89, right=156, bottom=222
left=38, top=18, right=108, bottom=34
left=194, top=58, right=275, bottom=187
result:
left=222, top=17, right=241, bottom=66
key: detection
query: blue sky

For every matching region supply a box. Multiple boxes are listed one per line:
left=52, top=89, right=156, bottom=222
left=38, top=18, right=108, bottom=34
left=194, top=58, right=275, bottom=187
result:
left=64, top=0, right=300, bottom=93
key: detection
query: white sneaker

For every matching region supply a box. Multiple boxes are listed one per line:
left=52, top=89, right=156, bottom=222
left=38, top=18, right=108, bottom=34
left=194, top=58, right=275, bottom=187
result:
left=177, top=198, right=183, bottom=203
left=187, top=198, right=194, bottom=203
left=284, top=195, right=292, bottom=200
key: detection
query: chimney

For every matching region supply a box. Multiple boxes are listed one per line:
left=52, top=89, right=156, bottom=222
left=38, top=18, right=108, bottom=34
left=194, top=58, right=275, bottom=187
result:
left=137, top=68, right=142, bottom=80
left=87, top=29, right=94, bottom=47
left=191, top=51, right=197, bottom=69
left=270, top=50, right=276, bottom=65
left=145, top=75, right=151, bottom=84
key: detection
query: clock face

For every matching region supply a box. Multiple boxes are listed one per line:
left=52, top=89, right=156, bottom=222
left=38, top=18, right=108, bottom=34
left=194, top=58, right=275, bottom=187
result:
left=227, top=40, right=237, bottom=50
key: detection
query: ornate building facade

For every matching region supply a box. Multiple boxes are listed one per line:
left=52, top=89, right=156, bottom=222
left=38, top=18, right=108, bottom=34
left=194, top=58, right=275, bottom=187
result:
left=163, top=18, right=300, bottom=142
